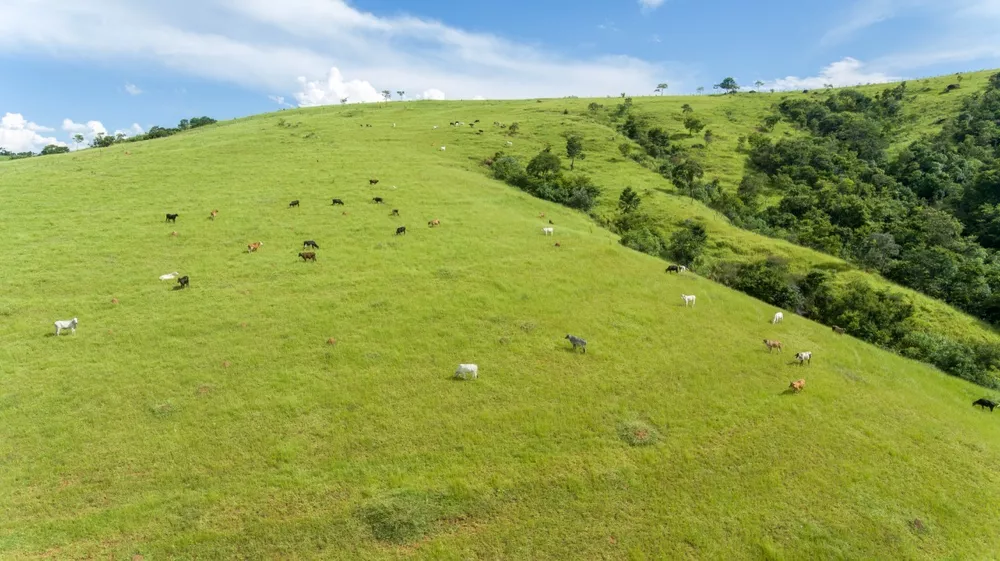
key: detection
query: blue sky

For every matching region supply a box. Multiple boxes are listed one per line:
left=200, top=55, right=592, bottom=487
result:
left=2, top=0, right=1000, bottom=153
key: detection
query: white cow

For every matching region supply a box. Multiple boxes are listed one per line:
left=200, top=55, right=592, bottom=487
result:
left=542, top=227, right=554, bottom=236
left=54, top=317, right=78, bottom=336
left=439, top=146, right=446, bottom=151
left=159, top=271, right=179, bottom=281
left=795, top=351, right=812, bottom=365
left=455, top=363, right=478, bottom=380
left=678, top=265, right=688, bottom=272
left=681, top=294, right=696, bottom=307
left=505, top=141, right=513, bottom=146
left=772, top=312, right=784, bottom=324
left=432, top=125, right=439, bottom=129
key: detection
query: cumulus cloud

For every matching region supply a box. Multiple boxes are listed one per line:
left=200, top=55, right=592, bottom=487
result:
left=420, top=88, right=446, bottom=101
left=114, top=123, right=145, bottom=137
left=293, top=67, right=384, bottom=106
left=124, top=82, right=142, bottom=95
left=62, top=118, right=108, bottom=148
left=762, top=58, right=901, bottom=91
left=0, top=113, right=65, bottom=153
left=268, top=95, right=293, bottom=107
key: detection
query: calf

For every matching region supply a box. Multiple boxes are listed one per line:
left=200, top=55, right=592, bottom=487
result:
left=165, top=213, right=179, bottom=222
left=772, top=312, right=784, bottom=324
left=299, top=251, right=317, bottom=262
left=681, top=294, right=696, bottom=307
left=372, top=197, right=384, bottom=204
left=428, top=219, right=440, bottom=227
left=795, top=351, right=812, bottom=365
left=973, top=398, right=997, bottom=412
left=455, top=363, right=478, bottom=380
left=565, top=334, right=587, bottom=353
left=209, top=209, right=219, bottom=220
left=247, top=241, right=263, bottom=254
left=288, top=200, right=300, bottom=207
left=542, top=227, right=554, bottom=236
left=395, top=226, right=407, bottom=236
left=331, top=198, right=345, bottom=205
left=303, top=240, right=319, bottom=249
left=54, top=317, right=78, bottom=336
left=832, top=326, right=846, bottom=335
left=177, top=275, right=190, bottom=288
left=763, top=339, right=783, bottom=353
left=789, top=379, right=806, bottom=393
left=159, top=271, right=179, bottom=281
left=369, top=179, right=379, bottom=186
left=390, top=209, right=400, bottom=216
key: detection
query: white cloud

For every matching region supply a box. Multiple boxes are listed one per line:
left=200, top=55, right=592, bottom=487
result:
left=762, top=58, right=902, bottom=91
left=114, top=123, right=145, bottom=137
left=293, top=67, right=384, bottom=106
left=268, top=95, right=293, bottom=107
left=821, top=0, right=906, bottom=46
left=420, top=88, right=446, bottom=101
left=124, top=82, right=142, bottom=95
left=0, top=1, right=681, bottom=103
left=473, top=95, right=485, bottom=101
left=639, top=0, right=666, bottom=10
left=0, top=113, right=65, bottom=153
left=62, top=118, right=108, bottom=149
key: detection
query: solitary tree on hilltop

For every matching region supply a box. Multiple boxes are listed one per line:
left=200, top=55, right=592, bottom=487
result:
left=716, top=77, right=740, bottom=94
left=696, top=86, right=705, bottom=95
left=340, top=97, right=348, bottom=105
left=382, top=90, right=392, bottom=104
left=655, top=82, right=668, bottom=95
left=72, top=133, right=84, bottom=150
left=754, top=80, right=765, bottom=91
left=397, top=90, right=405, bottom=99
left=566, top=134, right=586, bottom=170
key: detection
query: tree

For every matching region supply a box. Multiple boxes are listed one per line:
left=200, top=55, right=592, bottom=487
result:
left=655, top=82, right=668, bottom=95
left=396, top=90, right=405, bottom=100
left=340, top=97, right=349, bottom=105
left=703, top=129, right=714, bottom=144
left=683, top=115, right=706, bottom=136
left=178, top=119, right=190, bottom=130
left=754, top=80, right=765, bottom=91
left=382, top=89, right=392, bottom=103
left=40, top=144, right=70, bottom=155
left=681, top=103, right=693, bottom=114
left=526, top=149, right=561, bottom=178
left=566, top=134, right=585, bottom=170
left=696, top=86, right=705, bottom=95
left=668, top=220, right=708, bottom=266
left=715, top=77, right=740, bottom=94
left=619, top=187, right=642, bottom=214
left=72, top=134, right=84, bottom=150
left=507, top=122, right=520, bottom=136
left=189, top=116, right=216, bottom=128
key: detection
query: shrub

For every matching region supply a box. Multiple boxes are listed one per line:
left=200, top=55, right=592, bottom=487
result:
left=620, top=226, right=666, bottom=257
left=668, top=220, right=708, bottom=266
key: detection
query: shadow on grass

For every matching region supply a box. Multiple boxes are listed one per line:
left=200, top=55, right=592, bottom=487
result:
left=171, top=285, right=188, bottom=291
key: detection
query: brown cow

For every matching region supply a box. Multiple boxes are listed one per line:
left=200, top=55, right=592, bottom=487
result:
left=428, top=219, right=441, bottom=227
left=247, top=241, right=263, bottom=254
left=789, top=379, right=805, bottom=392
left=763, top=339, right=783, bottom=352
left=209, top=209, right=219, bottom=220
left=299, top=251, right=317, bottom=261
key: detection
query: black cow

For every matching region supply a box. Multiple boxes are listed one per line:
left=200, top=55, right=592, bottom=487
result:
left=288, top=200, right=300, bottom=207
left=395, top=226, right=406, bottom=236
left=973, top=398, right=997, bottom=412
left=390, top=209, right=400, bottom=216
left=165, top=213, right=179, bottom=222
left=372, top=197, right=384, bottom=204
left=303, top=240, right=319, bottom=249
left=177, top=275, right=190, bottom=288
left=666, top=265, right=682, bottom=273
left=331, top=198, right=345, bottom=205
left=369, top=179, right=379, bottom=186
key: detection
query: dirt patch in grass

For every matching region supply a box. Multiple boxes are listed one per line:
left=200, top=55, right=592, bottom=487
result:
left=617, top=420, right=661, bottom=447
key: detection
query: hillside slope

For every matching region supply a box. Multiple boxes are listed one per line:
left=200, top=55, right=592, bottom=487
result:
left=0, top=101, right=999, bottom=559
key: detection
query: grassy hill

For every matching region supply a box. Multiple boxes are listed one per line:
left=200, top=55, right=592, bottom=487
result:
left=1, top=79, right=1000, bottom=559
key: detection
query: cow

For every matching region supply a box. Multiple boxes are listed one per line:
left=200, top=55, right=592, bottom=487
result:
left=833, top=326, right=846, bottom=335
left=795, top=351, right=812, bottom=365
left=331, top=198, right=345, bottom=205
left=538, top=213, right=545, bottom=218
left=159, top=271, right=179, bottom=281
left=369, top=179, right=379, bottom=186
left=303, top=240, right=319, bottom=250
left=372, top=197, right=384, bottom=204
left=565, top=334, right=587, bottom=353
left=54, top=317, right=78, bottom=336
left=165, top=213, right=178, bottom=222
left=247, top=241, right=263, bottom=254
left=299, top=251, right=317, bottom=262
left=390, top=209, right=400, bottom=216
left=681, top=294, right=696, bottom=307
left=177, top=275, right=190, bottom=288
left=666, top=265, right=683, bottom=273
left=440, top=146, right=446, bottom=151
left=543, top=227, right=554, bottom=236
left=209, top=209, right=219, bottom=220
left=763, top=339, right=783, bottom=352
left=455, top=363, right=478, bottom=380
left=973, top=398, right=997, bottom=412
left=395, top=226, right=407, bottom=236
left=288, top=200, right=300, bottom=207
left=789, top=379, right=806, bottom=393
left=772, top=312, right=784, bottom=324
left=428, top=219, right=441, bottom=227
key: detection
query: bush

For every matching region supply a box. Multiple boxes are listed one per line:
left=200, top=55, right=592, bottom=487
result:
left=668, top=220, right=708, bottom=266
left=620, top=226, right=666, bottom=257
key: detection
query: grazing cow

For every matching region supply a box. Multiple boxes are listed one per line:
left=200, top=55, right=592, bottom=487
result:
left=440, top=146, right=446, bottom=151
left=474, top=119, right=480, bottom=123
left=681, top=294, right=696, bottom=307
left=832, top=326, right=846, bottom=335
left=772, top=312, right=784, bottom=324
left=666, top=265, right=683, bottom=273
left=565, top=334, right=587, bottom=353
left=506, top=141, right=513, bottom=146
left=331, top=198, right=345, bottom=205
left=247, top=241, right=263, bottom=254
left=369, top=179, right=379, bottom=186
left=395, top=226, right=407, bottom=236
left=795, top=351, right=812, bottom=365
left=554, top=242, right=562, bottom=247
left=789, top=379, right=806, bottom=393
left=159, top=271, right=179, bottom=281
left=539, top=213, right=546, bottom=218
left=303, top=240, right=319, bottom=249
left=764, top=339, right=783, bottom=352
left=177, top=275, right=190, bottom=288
left=428, top=219, right=441, bottom=227
left=973, top=398, right=998, bottom=412
left=54, top=317, right=78, bottom=336
left=543, top=227, right=554, bottom=236
left=455, top=363, right=478, bottom=380
left=372, top=197, right=384, bottom=204
left=433, top=125, right=438, bottom=129
left=165, top=213, right=178, bottom=222
left=549, top=219, right=554, bottom=225
left=391, top=209, right=400, bottom=216
left=299, top=251, right=317, bottom=262
left=170, top=231, right=179, bottom=237
left=209, top=209, right=219, bottom=220
left=288, top=200, right=300, bottom=207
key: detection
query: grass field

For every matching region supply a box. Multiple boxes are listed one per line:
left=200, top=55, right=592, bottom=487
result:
left=2, top=82, right=1000, bottom=559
